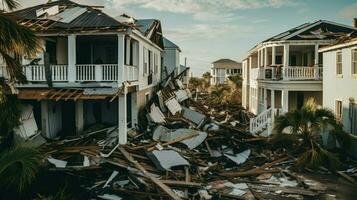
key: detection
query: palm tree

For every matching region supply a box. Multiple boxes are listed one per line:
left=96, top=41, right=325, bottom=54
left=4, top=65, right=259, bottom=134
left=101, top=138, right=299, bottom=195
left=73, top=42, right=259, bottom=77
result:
left=0, top=0, right=41, bottom=83
left=227, top=74, right=242, bottom=88
left=272, top=99, right=347, bottom=169
left=0, top=145, right=41, bottom=192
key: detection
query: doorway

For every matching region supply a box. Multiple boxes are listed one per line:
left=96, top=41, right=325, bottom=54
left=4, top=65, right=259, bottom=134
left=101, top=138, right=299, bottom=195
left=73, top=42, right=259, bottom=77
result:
left=297, top=92, right=304, bottom=109
left=61, top=101, right=76, bottom=136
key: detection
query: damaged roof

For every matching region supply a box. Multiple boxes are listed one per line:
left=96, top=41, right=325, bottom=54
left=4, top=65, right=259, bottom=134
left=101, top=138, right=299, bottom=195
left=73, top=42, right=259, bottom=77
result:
left=11, top=0, right=126, bottom=33
left=263, top=20, right=357, bottom=42
left=163, top=37, right=181, bottom=52
left=135, top=19, right=164, bottom=49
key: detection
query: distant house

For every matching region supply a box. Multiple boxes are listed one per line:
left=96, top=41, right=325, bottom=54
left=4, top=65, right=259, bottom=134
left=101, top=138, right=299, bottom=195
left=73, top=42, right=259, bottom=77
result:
left=0, top=0, right=169, bottom=144
left=319, top=35, right=357, bottom=135
left=242, top=20, right=356, bottom=136
left=162, top=37, right=181, bottom=78
left=210, top=59, right=242, bottom=85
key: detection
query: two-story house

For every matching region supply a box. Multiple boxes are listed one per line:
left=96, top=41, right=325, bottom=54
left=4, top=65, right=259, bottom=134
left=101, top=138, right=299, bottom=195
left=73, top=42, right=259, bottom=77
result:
left=242, top=20, right=356, bottom=135
left=0, top=0, right=169, bottom=144
left=210, top=58, right=242, bottom=85
left=319, top=34, right=357, bottom=136
left=162, top=37, right=181, bottom=78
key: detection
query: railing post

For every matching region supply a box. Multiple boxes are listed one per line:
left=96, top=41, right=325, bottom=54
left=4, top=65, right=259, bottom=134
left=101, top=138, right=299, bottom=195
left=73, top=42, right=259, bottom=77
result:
left=95, top=64, right=102, bottom=82
left=68, top=34, right=76, bottom=82
left=314, top=65, right=319, bottom=80
left=118, top=34, right=125, bottom=84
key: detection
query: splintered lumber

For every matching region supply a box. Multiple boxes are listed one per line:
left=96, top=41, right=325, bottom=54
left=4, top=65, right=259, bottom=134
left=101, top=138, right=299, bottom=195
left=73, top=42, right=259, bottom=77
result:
left=250, top=185, right=318, bottom=196
left=161, top=180, right=202, bottom=188
left=219, top=156, right=288, bottom=177
left=205, top=140, right=214, bottom=157
left=337, top=171, right=357, bottom=185
left=219, top=169, right=281, bottom=177
left=118, top=147, right=183, bottom=200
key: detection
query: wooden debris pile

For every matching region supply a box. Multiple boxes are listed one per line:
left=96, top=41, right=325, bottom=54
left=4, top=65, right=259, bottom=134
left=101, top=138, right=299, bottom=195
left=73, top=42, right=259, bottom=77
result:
left=40, top=75, right=356, bottom=200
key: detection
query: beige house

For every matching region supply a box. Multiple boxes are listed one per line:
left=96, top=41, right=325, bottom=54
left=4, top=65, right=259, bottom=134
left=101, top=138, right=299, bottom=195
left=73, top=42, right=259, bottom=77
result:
left=210, top=59, right=242, bottom=85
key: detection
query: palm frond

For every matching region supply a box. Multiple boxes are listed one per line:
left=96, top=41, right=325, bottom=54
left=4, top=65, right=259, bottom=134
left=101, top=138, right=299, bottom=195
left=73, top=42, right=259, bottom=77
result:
left=2, top=0, right=20, bottom=11
left=0, top=146, right=42, bottom=192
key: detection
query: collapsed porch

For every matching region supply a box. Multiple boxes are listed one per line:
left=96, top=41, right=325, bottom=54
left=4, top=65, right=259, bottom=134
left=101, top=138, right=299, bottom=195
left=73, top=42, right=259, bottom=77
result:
left=16, top=86, right=140, bottom=144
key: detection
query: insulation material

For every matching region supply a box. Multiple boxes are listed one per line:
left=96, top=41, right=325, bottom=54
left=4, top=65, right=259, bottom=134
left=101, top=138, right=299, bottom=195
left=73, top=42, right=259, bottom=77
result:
left=13, top=104, right=38, bottom=139
left=165, top=97, right=182, bottom=115
left=148, top=150, right=189, bottom=171
left=149, top=104, right=166, bottom=123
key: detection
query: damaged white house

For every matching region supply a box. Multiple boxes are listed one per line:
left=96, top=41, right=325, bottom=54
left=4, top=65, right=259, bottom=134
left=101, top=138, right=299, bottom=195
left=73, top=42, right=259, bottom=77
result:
left=242, top=20, right=357, bottom=135
left=0, top=0, right=181, bottom=144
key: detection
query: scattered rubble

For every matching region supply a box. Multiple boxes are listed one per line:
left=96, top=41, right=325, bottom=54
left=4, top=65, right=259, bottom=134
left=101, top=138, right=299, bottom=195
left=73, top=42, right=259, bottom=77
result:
left=39, top=74, right=357, bottom=200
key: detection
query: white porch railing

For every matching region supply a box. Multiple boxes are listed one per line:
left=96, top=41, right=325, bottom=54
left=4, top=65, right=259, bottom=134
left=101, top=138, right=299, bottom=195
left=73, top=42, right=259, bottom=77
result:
left=51, top=65, right=68, bottom=81
left=25, top=65, right=46, bottom=81
left=124, top=65, right=138, bottom=82
left=283, top=66, right=323, bottom=80
left=76, top=64, right=96, bottom=81
left=102, top=64, right=118, bottom=81
left=250, top=107, right=273, bottom=135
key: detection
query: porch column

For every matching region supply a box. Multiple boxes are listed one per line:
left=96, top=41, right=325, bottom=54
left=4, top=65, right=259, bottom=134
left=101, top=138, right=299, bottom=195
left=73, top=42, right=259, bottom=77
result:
left=283, top=44, right=289, bottom=67
left=131, top=92, right=138, bottom=128
left=264, top=47, right=268, bottom=68
left=272, top=46, right=276, bottom=65
left=264, top=88, right=268, bottom=109
left=75, top=100, right=84, bottom=133
left=41, top=100, right=50, bottom=138
left=271, top=89, right=275, bottom=110
left=314, top=44, right=319, bottom=79
left=118, top=84, right=128, bottom=144
left=68, top=34, right=76, bottom=82
left=126, top=37, right=131, bottom=65
left=281, top=89, right=289, bottom=113
left=118, top=34, right=125, bottom=84
left=258, top=50, right=261, bottom=67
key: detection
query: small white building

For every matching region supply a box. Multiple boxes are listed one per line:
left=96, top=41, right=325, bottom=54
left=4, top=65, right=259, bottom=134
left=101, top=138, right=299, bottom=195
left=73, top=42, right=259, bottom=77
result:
left=242, top=20, right=356, bottom=135
left=210, top=59, right=242, bottom=85
left=319, top=37, right=357, bottom=135
left=0, top=0, right=170, bottom=144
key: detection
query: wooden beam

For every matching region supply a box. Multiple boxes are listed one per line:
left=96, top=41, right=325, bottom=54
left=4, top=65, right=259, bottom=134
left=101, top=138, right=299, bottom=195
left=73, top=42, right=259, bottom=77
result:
left=55, top=89, right=71, bottom=101
left=65, top=90, right=79, bottom=101
left=74, top=92, right=83, bottom=101
left=49, top=89, right=64, bottom=99
left=118, top=147, right=182, bottom=200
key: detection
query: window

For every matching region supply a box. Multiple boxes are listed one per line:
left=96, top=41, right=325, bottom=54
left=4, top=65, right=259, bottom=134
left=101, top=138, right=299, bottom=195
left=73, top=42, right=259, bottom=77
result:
left=226, top=69, right=230, bottom=74
left=154, top=52, right=158, bottom=74
left=148, top=50, right=153, bottom=74
left=143, top=47, right=148, bottom=75
left=335, top=100, right=343, bottom=122
left=336, top=51, right=342, bottom=75
left=352, top=49, right=357, bottom=75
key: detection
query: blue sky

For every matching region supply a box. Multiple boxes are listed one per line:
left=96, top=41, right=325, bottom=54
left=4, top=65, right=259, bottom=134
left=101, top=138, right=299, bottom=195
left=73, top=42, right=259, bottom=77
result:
left=18, top=0, right=357, bottom=76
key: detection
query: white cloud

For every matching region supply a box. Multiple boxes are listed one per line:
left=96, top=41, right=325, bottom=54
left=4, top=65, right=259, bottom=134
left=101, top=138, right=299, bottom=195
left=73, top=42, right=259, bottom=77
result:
left=107, top=0, right=296, bottom=22
left=338, top=3, right=357, bottom=20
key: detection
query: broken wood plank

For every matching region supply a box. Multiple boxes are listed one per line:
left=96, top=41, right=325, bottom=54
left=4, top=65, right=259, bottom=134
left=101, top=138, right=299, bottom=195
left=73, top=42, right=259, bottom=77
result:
left=219, top=169, right=281, bottom=177
left=147, top=133, right=199, bottom=151
left=118, top=147, right=183, bottom=200
left=337, top=171, right=357, bottom=185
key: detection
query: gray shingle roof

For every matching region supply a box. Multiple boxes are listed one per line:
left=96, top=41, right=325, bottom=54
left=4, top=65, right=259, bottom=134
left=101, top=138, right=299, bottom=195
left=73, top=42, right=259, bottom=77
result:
left=163, top=37, right=181, bottom=52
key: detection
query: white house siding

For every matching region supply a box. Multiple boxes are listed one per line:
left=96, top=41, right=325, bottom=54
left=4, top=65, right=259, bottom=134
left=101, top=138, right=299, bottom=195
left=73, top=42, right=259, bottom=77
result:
left=322, top=45, right=357, bottom=134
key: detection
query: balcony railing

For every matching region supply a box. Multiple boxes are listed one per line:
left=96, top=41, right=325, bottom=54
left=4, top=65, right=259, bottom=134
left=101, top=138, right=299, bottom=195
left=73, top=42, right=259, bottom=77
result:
left=17, top=64, right=139, bottom=83
left=255, top=66, right=323, bottom=81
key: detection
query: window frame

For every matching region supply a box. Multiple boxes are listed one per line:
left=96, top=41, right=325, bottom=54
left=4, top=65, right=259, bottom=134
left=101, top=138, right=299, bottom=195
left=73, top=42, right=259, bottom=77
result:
left=352, top=48, right=357, bottom=76
left=335, top=99, right=343, bottom=122
left=336, top=51, right=342, bottom=76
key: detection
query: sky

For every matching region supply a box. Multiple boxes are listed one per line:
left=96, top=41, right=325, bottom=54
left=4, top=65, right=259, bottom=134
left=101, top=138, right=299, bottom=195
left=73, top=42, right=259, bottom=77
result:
left=16, top=0, right=357, bottom=76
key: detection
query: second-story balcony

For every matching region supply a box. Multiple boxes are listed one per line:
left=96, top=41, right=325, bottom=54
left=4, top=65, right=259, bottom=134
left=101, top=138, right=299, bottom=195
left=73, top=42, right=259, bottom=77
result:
left=0, top=34, right=141, bottom=86
left=20, top=64, right=138, bottom=83
left=251, top=65, right=323, bottom=81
